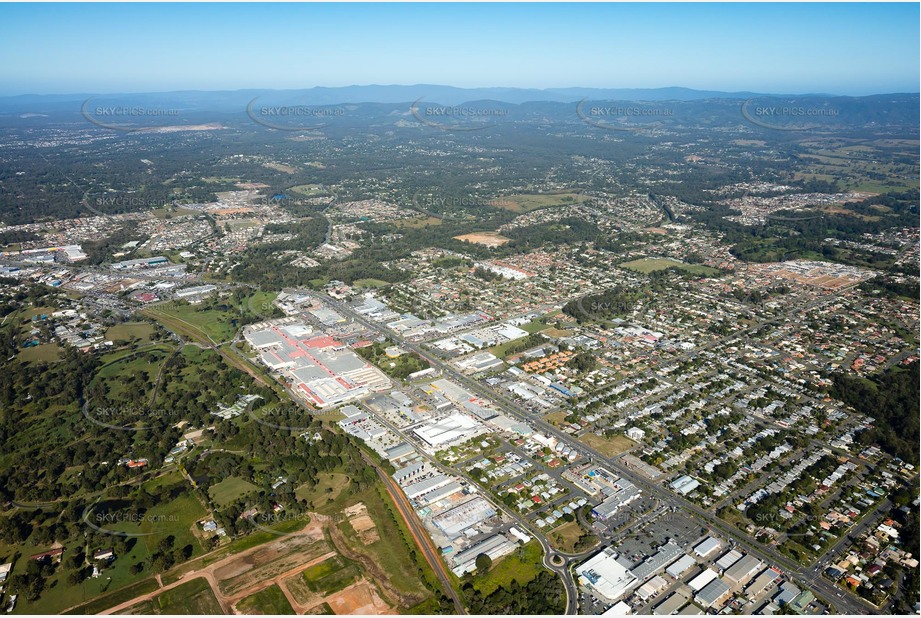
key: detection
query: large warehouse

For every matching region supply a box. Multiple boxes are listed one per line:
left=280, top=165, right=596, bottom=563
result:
left=244, top=318, right=391, bottom=407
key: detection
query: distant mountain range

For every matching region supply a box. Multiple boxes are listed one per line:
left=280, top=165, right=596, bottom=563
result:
left=1, top=84, right=910, bottom=113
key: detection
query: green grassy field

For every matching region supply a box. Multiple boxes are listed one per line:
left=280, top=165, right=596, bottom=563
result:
left=353, top=278, right=390, bottom=288
left=106, top=322, right=156, bottom=345
left=157, top=577, right=222, bottom=614
left=488, top=335, right=533, bottom=359
left=620, top=257, right=721, bottom=276
left=305, top=601, right=335, bottom=614
left=209, top=476, right=259, bottom=507
left=519, top=319, right=551, bottom=334
left=235, top=584, right=296, bottom=614
left=471, top=541, right=545, bottom=596
left=547, top=520, right=597, bottom=554
left=63, top=578, right=160, bottom=615
left=301, top=555, right=360, bottom=595
left=144, top=291, right=276, bottom=345
left=294, top=472, right=351, bottom=506
left=17, top=343, right=63, bottom=363
left=289, top=184, right=330, bottom=196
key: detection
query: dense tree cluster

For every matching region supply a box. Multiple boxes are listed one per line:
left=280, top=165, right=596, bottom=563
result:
left=462, top=570, right=565, bottom=614
left=830, top=361, right=919, bottom=464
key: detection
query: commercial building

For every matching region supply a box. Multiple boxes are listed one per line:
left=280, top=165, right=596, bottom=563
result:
left=576, top=548, right=639, bottom=603
left=591, top=478, right=641, bottom=520
left=602, top=601, right=632, bottom=616
left=626, top=427, right=646, bottom=441
left=670, top=475, right=701, bottom=495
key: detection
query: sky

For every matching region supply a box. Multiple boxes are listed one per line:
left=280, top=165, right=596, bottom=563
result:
left=0, top=2, right=918, bottom=96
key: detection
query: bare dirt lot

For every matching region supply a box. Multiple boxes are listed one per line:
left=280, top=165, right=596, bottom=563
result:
left=325, top=580, right=395, bottom=615
left=344, top=503, right=379, bottom=544
left=453, top=231, right=511, bottom=247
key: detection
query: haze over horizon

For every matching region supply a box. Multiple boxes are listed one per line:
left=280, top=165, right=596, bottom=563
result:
left=0, top=2, right=918, bottom=97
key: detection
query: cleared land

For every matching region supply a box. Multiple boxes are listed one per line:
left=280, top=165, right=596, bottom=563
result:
left=548, top=520, right=596, bottom=553
left=453, top=231, right=511, bottom=247
left=301, top=555, right=361, bottom=596
left=490, top=192, right=585, bottom=213
left=117, top=577, right=222, bottom=615
left=578, top=432, right=637, bottom=457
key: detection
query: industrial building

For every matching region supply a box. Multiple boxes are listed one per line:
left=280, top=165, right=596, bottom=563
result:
left=723, top=554, right=763, bottom=586
left=688, top=568, right=719, bottom=592
left=413, top=412, right=486, bottom=450
left=692, top=536, right=722, bottom=559
left=629, top=540, right=684, bottom=582
left=450, top=534, right=517, bottom=576
left=716, top=548, right=743, bottom=571
left=666, top=554, right=697, bottom=579
left=695, top=577, right=732, bottom=608
left=432, top=497, right=496, bottom=538
left=635, top=575, right=669, bottom=602
left=653, top=593, right=688, bottom=615
left=745, top=567, right=782, bottom=598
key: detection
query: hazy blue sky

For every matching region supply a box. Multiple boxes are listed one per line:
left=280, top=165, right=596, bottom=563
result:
left=1, top=3, right=918, bottom=96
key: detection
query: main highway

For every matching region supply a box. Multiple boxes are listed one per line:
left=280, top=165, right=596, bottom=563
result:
left=320, top=292, right=882, bottom=615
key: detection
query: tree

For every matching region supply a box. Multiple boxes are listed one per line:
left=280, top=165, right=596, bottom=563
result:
left=475, top=553, right=492, bottom=573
